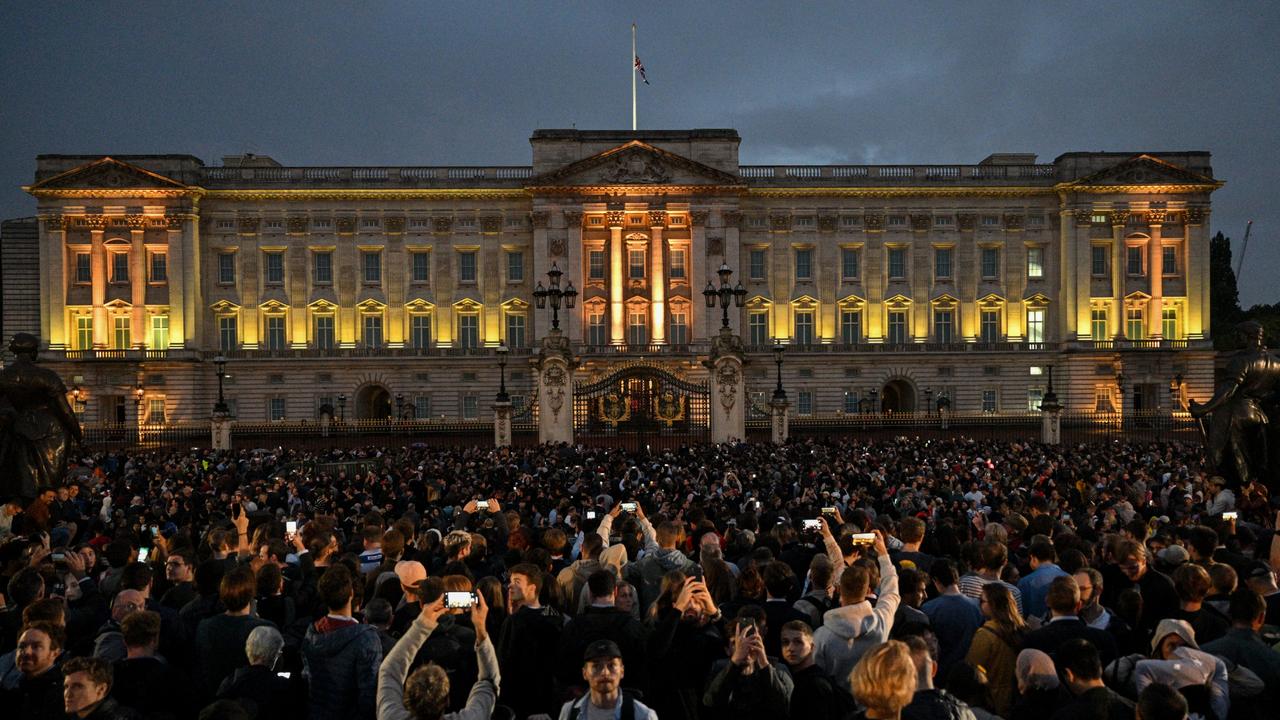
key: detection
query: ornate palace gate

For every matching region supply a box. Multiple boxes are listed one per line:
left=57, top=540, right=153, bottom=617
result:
left=573, top=364, right=710, bottom=449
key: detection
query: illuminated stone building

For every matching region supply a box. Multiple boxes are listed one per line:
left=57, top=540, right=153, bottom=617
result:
left=24, top=130, right=1220, bottom=426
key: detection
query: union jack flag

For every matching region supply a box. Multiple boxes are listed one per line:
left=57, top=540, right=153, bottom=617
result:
left=634, top=56, right=649, bottom=85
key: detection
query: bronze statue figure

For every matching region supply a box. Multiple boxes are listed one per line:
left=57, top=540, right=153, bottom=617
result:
left=1190, top=321, right=1280, bottom=490
left=0, top=333, right=83, bottom=501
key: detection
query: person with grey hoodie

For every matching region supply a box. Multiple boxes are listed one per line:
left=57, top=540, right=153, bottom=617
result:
left=558, top=533, right=607, bottom=614
left=303, top=565, right=383, bottom=720
left=812, top=529, right=900, bottom=694
left=603, top=503, right=698, bottom=613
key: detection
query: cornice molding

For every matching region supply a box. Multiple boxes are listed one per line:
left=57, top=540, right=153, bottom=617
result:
left=748, top=187, right=1055, bottom=198
left=202, top=188, right=527, bottom=201
left=1058, top=182, right=1222, bottom=195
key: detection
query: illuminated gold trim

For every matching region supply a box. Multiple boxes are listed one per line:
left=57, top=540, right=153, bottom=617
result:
left=527, top=184, right=743, bottom=196
left=25, top=188, right=195, bottom=199
left=748, top=187, right=1054, bottom=198
left=203, top=188, right=527, bottom=201
left=1055, top=182, right=1223, bottom=195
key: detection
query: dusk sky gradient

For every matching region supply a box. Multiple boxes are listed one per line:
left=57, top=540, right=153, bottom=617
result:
left=2, top=1, right=1277, bottom=306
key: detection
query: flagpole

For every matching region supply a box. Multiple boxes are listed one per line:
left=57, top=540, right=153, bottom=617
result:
left=631, top=23, right=637, bottom=131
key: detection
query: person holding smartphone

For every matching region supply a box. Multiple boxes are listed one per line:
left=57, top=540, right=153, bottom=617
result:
left=703, top=617, right=794, bottom=720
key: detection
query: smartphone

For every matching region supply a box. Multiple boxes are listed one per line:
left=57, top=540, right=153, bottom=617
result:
left=821, top=506, right=838, bottom=516
left=1223, top=511, right=1238, bottom=520
left=850, top=533, right=876, bottom=545
left=444, top=591, right=478, bottom=609
left=137, top=547, right=151, bottom=562
left=586, top=510, right=598, bottom=520
left=150, top=525, right=159, bottom=537
left=802, top=519, right=821, bottom=533
left=277, top=671, right=291, bottom=679
left=286, top=520, right=298, bottom=534
left=52, top=552, right=66, bottom=563
left=621, top=502, right=638, bottom=513
left=752, top=500, right=762, bottom=511
left=476, top=500, right=490, bottom=511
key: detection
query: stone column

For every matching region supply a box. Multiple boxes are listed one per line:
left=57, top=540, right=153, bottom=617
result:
left=564, top=210, right=583, bottom=342
left=130, top=224, right=146, bottom=347
left=91, top=225, right=108, bottom=347
left=166, top=221, right=186, bottom=348
left=1185, top=207, right=1209, bottom=339
left=536, top=330, right=574, bottom=444
left=690, top=210, right=710, bottom=342
left=493, top=400, right=513, bottom=447
left=1110, top=210, right=1129, bottom=339
left=1147, top=210, right=1165, bottom=339
left=44, top=218, right=67, bottom=348
left=770, top=397, right=790, bottom=444
left=607, top=211, right=625, bottom=344
left=649, top=210, right=666, bottom=344
left=708, top=328, right=745, bottom=443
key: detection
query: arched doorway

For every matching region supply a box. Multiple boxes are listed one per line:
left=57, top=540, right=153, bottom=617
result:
left=881, top=378, right=917, bottom=414
left=355, top=384, right=392, bottom=419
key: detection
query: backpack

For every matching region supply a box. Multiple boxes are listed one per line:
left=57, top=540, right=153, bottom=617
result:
left=795, top=592, right=832, bottom=624
left=566, top=692, right=638, bottom=720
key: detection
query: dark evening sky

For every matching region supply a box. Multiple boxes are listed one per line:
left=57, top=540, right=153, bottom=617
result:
left=2, top=1, right=1277, bottom=306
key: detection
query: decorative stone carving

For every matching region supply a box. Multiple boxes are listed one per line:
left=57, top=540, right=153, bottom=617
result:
left=1003, top=214, right=1024, bottom=231
left=530, top=211, right=550, bottom=229
left=42, top=217, right=68, bottom=232
left=480, top=216, right=502, bottom=234
left=83, top=215, right=107, bottom=230
left=864, top=213, right=885, bottom=232
left=648, top=210, right=667, bottom=228
left=1072, top=209, right=1093, bottom=226
left=238, top=217, right=260, bottom=234
left=605, top=211, right=626, bottom=227
left=599, top=150, right=670, bottom=184
left=1110, top=210, right=1131, bottom=227
left=549, top=235, right=566, bottom=257
left=910, top=214, right=931, bottom=231
left=818, top=214, right=838, bottom=232
left=1145, top=209, right=1168, bottom=225
left=707, top=235, right=724, bottom=255
left=769, top=213, right=791, bottom=231
left=124, top=214, right=147, bottom=229
left=543, top=364, right=567, bottom=421
left=335, top=217, right=356, bottom=234
left=166, top=216, right=185, bottom=230
left=287, top=216, right=308, bottom=233
left=385, top=216, right=406, bottom=234
left=1185, top=207, right=1209, bottom=225
left=433, top=216, right=453, bottom=233
left=563, top=210, right=583, bottom=227
left=717, top=362, right=739, bottom=412
left=721, top=210, right=742, bottom=228
left=690, top=210, right=710, bottom=227
left=956, top=213, right=976, bottom=232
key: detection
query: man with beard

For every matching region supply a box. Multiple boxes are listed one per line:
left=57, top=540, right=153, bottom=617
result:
left=558, top=640, right=658, bottom=720
left=2, top=622, right=65, bottom=719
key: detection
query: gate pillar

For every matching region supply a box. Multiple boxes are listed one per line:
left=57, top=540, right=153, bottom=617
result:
left=536, top=329, right=574, bottom=445
left=708, top=327, right=746, bottom=443
left=770, top=398, right=790, bottom=444
left=210, top=412, right=231, bottom=451
left=493, top=400, right=513, bottom=447
left=1038, top=366, right=1063, bottom=445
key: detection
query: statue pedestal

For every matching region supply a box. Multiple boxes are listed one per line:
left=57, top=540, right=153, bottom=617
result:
left=319, top=413, right=331, bottom=438
left=493, top=401, right=513, bottom=448
left=770, top=398, right=790, bottom=444
left=1041, top=409, right=1062, bottom=444
left=211, top=414, right=231, bottom=451
left=537, top=330, right=574, bottom=445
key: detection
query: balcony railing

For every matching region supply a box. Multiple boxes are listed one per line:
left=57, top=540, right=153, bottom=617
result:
left=743, top=341, right=1060, bottom=353
left=1070, top=339, right=1203, bottom=351
left=197, top=346, right=536, bottom=360
left=580, top=343, right=706, bottom=355
left=739, top=164, right=1058, bottom=184
left=201, top=166, right=533, bottom=186
left=43, top=348, right=201, bottom=361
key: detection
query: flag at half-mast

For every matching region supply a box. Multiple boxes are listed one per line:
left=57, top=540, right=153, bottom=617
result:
left=634, top=55, right=650, bottom=84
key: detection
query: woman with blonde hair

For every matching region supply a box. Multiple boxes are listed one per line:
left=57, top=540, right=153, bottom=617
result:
left=850, top=640, right=918, bottom=720
left=965, top=582, right=1027, bottom=717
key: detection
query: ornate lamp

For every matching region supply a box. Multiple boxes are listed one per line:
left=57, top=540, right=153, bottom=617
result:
left=496, top=344, right=510, bottom=403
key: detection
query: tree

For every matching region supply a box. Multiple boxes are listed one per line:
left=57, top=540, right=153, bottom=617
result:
left=1209, top=231, right=1243, bottom=349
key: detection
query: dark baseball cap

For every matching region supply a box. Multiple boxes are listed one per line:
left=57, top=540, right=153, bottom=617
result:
left=583, top=639, right=623, bottom=663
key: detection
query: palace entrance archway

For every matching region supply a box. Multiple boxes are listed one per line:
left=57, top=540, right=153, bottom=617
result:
left=355, top=384, right=392, bottom=419
left=881, top=378, right=917, bottom=414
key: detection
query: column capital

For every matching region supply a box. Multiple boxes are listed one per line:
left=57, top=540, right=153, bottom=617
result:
left=690, top=210, right=711, bottom=227
left=530, top=210, right=550, bottom=229
left=648, top=210, right=667, bottom=228
left=864, top=213, right=885, bottom=232
left=42, top=216, right=69, bottom=231
left=1145, top=209, right=1167, bottom=225
left=605, top=211, right=626, bottom=228
left=1110, top=210, right=1130, bottom=227
left=287, top=215, right=308, bottom=234
left=1072, top=208, right=1093, bottom=226
left=562, top=210, right=583, bottom=226
left=956, top=213, right=976, bottom=232
left=720, top=210, right=741, bottom=228
left=1185, top=207, right=1209, bottom=225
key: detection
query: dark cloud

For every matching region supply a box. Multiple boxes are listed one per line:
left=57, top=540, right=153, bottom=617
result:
left=2, top=1, right=1276, bottom=305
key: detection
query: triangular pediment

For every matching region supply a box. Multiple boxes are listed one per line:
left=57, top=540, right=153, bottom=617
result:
left=1023, top=292, right=1052, bottom=306
left=791, top=294, right=820, bottom=306
left=29, top=157, right=190, bottom=192
left=931, top=293, right=960, bottom=306
left=528, top=141, right=742, bottom=187
left=837, top=293, right=866, bottom=306
left=885, top=294, right=913, bottom=306
left=977, top=293, right=1006, bottom=307
left=210, top=300, right=240, bottom=313
left=1064, top=154, right=1217, bottom=188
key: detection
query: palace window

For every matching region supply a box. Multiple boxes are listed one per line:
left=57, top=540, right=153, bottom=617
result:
left=1127, top=246, right=1144, bottom=276
left=149, top=252, right=167, bottom=283
left=1091, top=308, right=1108, bottom=341
left=669, top=311, right=688, bottom=345
left=362, top=251, right=382, bottom=284
left=794, top=310, right=815, bottom=345
left=888, top=248, right=906, bottom=280
left=980, top=310, right=1000, bottom=343
left=362, top=314, right=383, bottom=348
left=588, top=250, right=605, bottom=281
left=314, top=252, right=333, bottom=284
left=669, top=248, right=686, bottom=280
left=797, top=390, right=813, bottom=415
left=841, top=248, right=859, bottom=280
left=150, top=315, right=170, bottom=350
left=506, top=313, right=526, bottom=348
left=1163, top=246, right=1178, bottom=275
left=458, top=314, right=479, bottom=349
left=844, top=390, right=860, bottom=413
left=982, top=389, right=998, bottom=413
left=459, top=251, right=477, bottom=283
left=749, top=249, right=766, bottom=280
left=749, top=311, right=769, bottom=346
left=219, top=316, right=237, bottom=351
left=1163, top=307, right=1180, bottom=340
left=269, top=397, right=286, bottom=422
left=981, top=248, right=999, bottom=279
left=264, top=252, right=284, bottom=284
left=1026, top=308, right=1045, bottom=344
left=413, top=395, right=432, bottom=419
left=934, top=309, right=954, bottom=344
left=507, top=251, right=524, bottom=282
left=147, top=398, right=166, bottom=425
left=935, top=248, right=952, bottom=279
left=411, top=252, right=430, bottom=283
left=75, top=316, right=93, bottom=351
left=75, top=253, right=91, bottom=283
left=1027, top=247, right=1044, bottom=279
left=111, top=252, right=129, bottom=283
left=314, top=315, right=335, bottom=349
left=1126, top=307, right=1145, bottom=340
left=795, top=249, right=813, bottom=280
left=588, top=312, right=607, bottom=346
left=628, top=311, right=648, bottom=345
left=887, top=310, right=907, bottom=344
left=410, top=314, right=432, bottom=349
left=463, top=395, right=478, bottom=420
left=265, top=316, right=286, bottom=350
left=1092, top=246, right=1108, bottom=276
left=218, top=253, right=235, bottom=284
left=1027, top=387, right=1045, bottom=412
left=112, top=316, right=131, bottom=350
left=628, top=249, right=646, bottom=279
left=840, top=309, right=861, bottom=345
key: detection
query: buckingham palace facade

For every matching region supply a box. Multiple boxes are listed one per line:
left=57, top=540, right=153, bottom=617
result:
left=23, top=129, right=1220, bottom=426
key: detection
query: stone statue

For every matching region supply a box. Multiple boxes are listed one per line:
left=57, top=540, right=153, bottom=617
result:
left=1190, top=321, right=1280, bottom=490
left=0, top=333, right=83, bottom=501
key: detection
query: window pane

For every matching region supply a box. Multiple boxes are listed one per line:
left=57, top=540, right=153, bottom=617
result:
left=1026, top=309, right=1045, bottom=344
left=795, top=311, right=813, bottom=345
left=507, top=252, right=524, bottom=282
left=982, top=390, right=997, bottom=413
left=314, top=252, right=333, bottom=283
left=589, top=251, right=605, bottom=280
left=796, top=249, right=812, bottom=280
left=1091, top=309, right=1108, bottom=341
left=797, top=391, right=813, bottom=415
left=269, top=398, right=286, bottom=421
left=150, top=252, right=167, bottom=282
left=463, top=395, right=478, bottom=420
left=219, top=253, right=235, bottom=284
left=1127, top=246, right=1143, bottom=275
left=1027, top=247, right=1043, bottom=279
left=412, top=253, right=430, bottom=283
left=750, top=250, right=766, bottom=280
left=460, top=252, right=477, bottom=282
left=414, top=395, right=432, bottom=419
left=315, top=316, right=335, bottom=349
left=363, top=252, right=381, bottom=283
left=219, top=317, right=237, bottom=351
left=265, top=316, right=286, bottom=350
left=113, top=317, right=131, bottom=349
left=112, top=253, right=129, bottom=282
left=669, top=312, right=687, bottom=345
left=629, top=249, right=645, bottom=279
left=844, top=390, right=860, bottom=413
left=265, top=253, right=283, bottom=284
left=1162, top=246, right=1177, bottom=275
left=888, top=248, right=906, bottom=279
left=1092, top=246, right=1108, bottom=276
left=669, top=248, right=686, bottom=279
left=1126, top=308, right=1145, bottom=340
left=980, top=310, right=999, bottom=343
left=981, top=248, right=999, bottom=278
left=75, top=317, right=93, bottom=350
left=934, top=310, right=953, bottom=343
left=459, top=315, right=478, bottom=348
left=1028, top=387, right=1045, bottom=412
left=749, top=312, right=768, bottom=346
left=935, top=248, right=952, bottom=278
left=147, top=398, right=166, bottom=424
left=75, top=253, right=92, bottom=283
left=1162, top=308, right=1179, bottom=340
left=888, top=311, right=907, bottom=344
left=841, top=249, right=859, bottom=279
left=628, top=312, right=647, bottom=345
left=150, top=315, right=170, bottom=350
left=506, top=314, right=526, bottom=348
left=841, top=310, right=861, bottom=344
left=588, top=313, right=606, bottom=345
left=363, top=314, right=383, bottom=348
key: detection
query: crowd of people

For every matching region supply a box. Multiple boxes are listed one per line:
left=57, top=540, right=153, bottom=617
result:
left=0, top=436, right=1278, bottom=720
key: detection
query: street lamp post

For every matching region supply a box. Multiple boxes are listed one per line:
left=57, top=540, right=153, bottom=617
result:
left=869, top=388, right=880, bottom=414
left=132, top=380, right=144, bottom=444
left=1115, top=371, right=1126, bottom=413
left=924, top=387, right=933, bottom=417
left=772, top=343, right=787, bottom=402
left=532, top=262, right=577, bottom=332
left=496, top=344, right=510, bottom=403
left=338, top=394, right=347, bottom=423
left=702, top=263, right=747, bottom=330
left=395, top=393, right=404, bottom=422
left=213, top=355, right=229, bottom=415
